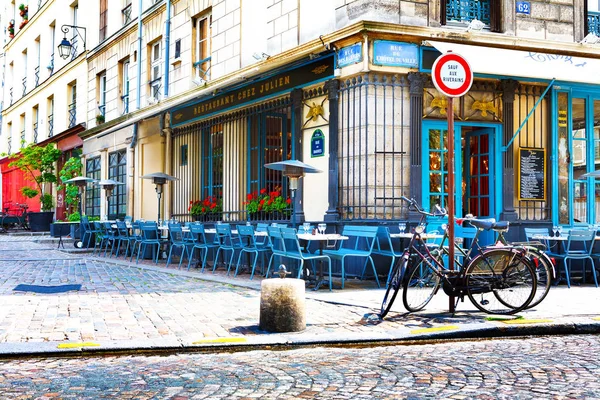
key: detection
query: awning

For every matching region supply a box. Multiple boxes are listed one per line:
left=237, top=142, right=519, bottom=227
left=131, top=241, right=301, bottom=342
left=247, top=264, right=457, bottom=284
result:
left=426, top=40, right=600, bottom=85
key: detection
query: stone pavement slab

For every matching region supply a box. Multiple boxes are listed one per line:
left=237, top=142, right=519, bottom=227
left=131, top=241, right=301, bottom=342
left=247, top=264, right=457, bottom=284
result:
left=0, top=237, right=598, bottom=357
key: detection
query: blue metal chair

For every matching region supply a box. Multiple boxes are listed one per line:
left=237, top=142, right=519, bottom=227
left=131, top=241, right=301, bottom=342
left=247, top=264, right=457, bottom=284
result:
left=114, top=220, right=134, bottom=258
left=102, top=222, right=118, bottom=257
left=166, top=223, right=190, bottom=269
left=213, top=224, right=243, bottom=274
left=187, top=223, right=219, bottom=272
left=136, top=222, right=164, bottom=264
left=235, top=224, right=271, bottom=279
left=372, top=226, right=405, bottom=287
left=80, top=216, right=99, bottom=248
left=128, top=221, right=143, bottom=262
left=557, top=230, right=598, bottom=288
left=92, top=221, right=106, bottom=256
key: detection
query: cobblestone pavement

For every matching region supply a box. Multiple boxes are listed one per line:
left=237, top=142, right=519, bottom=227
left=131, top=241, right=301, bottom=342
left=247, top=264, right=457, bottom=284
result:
left=1, top=334, right=599, bottom=398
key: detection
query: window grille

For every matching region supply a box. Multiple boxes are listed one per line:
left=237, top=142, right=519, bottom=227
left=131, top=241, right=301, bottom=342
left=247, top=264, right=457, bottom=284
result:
left=108, top=150, right=127, bottom=219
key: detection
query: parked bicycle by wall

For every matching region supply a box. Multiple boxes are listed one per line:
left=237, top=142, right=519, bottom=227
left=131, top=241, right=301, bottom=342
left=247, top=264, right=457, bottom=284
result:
left=380, top=197, right=537, bottom=318
left=1, top=202, right=30, bottom=232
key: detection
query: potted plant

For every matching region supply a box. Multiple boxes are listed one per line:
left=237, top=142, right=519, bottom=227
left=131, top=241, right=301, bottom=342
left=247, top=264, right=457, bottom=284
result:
left=189, top=196, right=222, bottom=222
left=19, top=19, right=28, bottom=30
left=52, top=156, right=84, bottom=239
left=245, top=187, right=291, bottom=220
left=18, top=4, right=28, bottom=17
left=8, top=20, right=15, bottom=38
left=8, top=142, right=62, bottom=231
left=96, top=114, right=105, bottom=125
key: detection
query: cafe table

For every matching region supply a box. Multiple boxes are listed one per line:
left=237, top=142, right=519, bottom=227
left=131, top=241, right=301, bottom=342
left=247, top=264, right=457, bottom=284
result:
left=297, top=233, right=348, bottom=290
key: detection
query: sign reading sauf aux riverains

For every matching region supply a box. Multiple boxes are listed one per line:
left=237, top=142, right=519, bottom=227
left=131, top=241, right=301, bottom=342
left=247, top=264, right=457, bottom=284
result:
left=171, top=55, right=335, bottom=127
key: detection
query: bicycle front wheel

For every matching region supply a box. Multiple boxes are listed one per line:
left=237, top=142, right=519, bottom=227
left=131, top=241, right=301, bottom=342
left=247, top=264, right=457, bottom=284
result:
left=379, top=256, right=408, bottom=318
left=526, top=249, right=553, bottom=309
left=465, top=249, right=536, bottom=315
left=402, top=255, right=441, bottom=312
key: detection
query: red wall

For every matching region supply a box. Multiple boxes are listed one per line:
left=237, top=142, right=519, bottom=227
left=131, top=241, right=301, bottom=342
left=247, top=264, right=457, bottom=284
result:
left=0, top=158, right=40, bottom=212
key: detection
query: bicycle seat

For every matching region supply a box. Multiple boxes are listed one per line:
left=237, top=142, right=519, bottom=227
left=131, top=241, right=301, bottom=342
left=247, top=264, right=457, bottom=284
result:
left=465, top=218, right=509, bottom=232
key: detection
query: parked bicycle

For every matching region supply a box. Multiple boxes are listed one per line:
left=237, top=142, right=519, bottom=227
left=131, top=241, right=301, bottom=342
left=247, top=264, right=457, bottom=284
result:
left=1, top=202, right=29, bottom=232
left=380, top=197, right=537, bottom=318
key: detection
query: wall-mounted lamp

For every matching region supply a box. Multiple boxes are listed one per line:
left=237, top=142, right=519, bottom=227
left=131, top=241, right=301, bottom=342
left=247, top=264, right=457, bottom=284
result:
left=58, top=24, right=87, bottom=59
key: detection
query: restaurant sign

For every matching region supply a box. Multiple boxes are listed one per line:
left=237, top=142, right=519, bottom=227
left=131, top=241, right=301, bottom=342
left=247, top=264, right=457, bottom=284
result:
left=171, top=55, right=335, bottom=127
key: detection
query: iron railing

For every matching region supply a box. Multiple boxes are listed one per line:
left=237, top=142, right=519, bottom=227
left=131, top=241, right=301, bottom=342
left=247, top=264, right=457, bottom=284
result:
left=588, top=11, right=600, bottom=36
left=20, top=129, right=25, bottom=147
left=446, top=0, right=490, bottom=25
left=33, top=122, right=38, bottom=143
left=22, top=77, right=27, bottom=96
left=170, top=97, right=292, bottom=222
left=9, top=88, right=13, bottom=106
left=48, top=53, right=54, bottom=75
left=48, top=114, right=54, bottom=137
left=34, top=65, right=40, bottom=87
left=7, top=136, right=11, bottom=155
left=98, top=104, right=106, bottom=117
left=68, top=102, right=76, bottom=128
left=121, top=94, right=129, bottom=115
left=122, top=3, right=132, bottom=25
left=339, top=74, right=410, bottom=221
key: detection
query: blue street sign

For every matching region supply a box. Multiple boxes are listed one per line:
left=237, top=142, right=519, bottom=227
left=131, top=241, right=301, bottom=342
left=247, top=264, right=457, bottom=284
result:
left=372, top=41, right=418, bottom=68
left=311, top=129, right=325, bottom=158
left=337, top=42, right=363, bottom=68
left=516, top=1, right=530, bottom=14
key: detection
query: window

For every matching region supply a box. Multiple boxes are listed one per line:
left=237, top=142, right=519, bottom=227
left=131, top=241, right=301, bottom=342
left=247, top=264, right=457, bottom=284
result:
left=68, top=81, right=77, bottom=128
left=22, top=49, right=27, bottom=97
left=194, top=12, right=212, bottom=82
left=587, top=0, right=600, bottom=36
left=119, top=59, right=130, bottom=114
left=99, top=0, right=108, bottom=42
left=49, top=23, right=55, bottom=75
left=85, top=157, right=101, bottom=217
left=34, top=37, right=40, bottom=87
left=174, top=39, right=181, bottom=59
left=180, top=144, right=188, bottom=166
left=122, top=0, right=132, bottom=25
left=97, top=71, right=107, bottom=117
left=201, top=125, right=223, bottom=198
left=7, top=122, right=12, bottom=155
left=108, top=150, right=127, bottom=219
left=47, top=95, right=54, bottom=137
left=32, top=105, right=39, bottom=143
left=441, top=0, right=500, bottom=32
left=149, top=41, right=162, bottom=101
left=19, top=114, right=25, bottom=148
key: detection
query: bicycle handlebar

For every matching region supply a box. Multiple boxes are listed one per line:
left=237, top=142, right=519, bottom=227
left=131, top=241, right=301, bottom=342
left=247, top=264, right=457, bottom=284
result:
left=400, top=196, right=447, bottom=217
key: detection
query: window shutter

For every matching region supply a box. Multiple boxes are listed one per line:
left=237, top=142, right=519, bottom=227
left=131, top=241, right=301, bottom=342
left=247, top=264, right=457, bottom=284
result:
left=490, top=0, right=501, bottom=32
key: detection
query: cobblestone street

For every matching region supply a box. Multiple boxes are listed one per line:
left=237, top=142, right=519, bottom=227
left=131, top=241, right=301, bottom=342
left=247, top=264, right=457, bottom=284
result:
left=1, top=334, right=599, bottom=398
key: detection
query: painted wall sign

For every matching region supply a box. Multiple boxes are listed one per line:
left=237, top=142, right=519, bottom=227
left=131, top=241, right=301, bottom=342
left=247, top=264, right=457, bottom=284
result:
left=518, top=148, right=546, bottom=201
left=311, top=129, right=325, bottom=158
left=337, top=42, right=362, bottom=68
left=171, top=55, right=334, bottom=127
left=372, top=41, right=418, bottom=67
left=516, top=1, right=531, bottom=14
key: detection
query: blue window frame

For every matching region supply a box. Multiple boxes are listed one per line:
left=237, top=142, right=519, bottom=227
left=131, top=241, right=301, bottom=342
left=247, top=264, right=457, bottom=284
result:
left=201, top=125, right=223, bottom=198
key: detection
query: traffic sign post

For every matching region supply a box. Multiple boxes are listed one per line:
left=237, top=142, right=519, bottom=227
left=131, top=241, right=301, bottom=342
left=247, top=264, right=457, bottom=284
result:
left=431, top=51, right=473, bottom=313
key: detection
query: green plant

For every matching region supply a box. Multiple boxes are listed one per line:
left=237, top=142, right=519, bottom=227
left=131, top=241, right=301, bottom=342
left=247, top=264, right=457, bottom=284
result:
left=245, top=187, right=291, bottom=214
left=8, top=142, right=62, bottom=211
left=96, top=114, right=105, bottom=124
left=189, top=196, right=222, bottom=215
left=67, top=211, right=81, bottom=222
left=58, top=156, right=83, bottom=216
left=18, top=4, right=26, bottom=11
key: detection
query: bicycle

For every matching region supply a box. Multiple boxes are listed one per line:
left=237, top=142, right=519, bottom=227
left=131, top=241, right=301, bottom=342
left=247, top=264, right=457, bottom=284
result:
left=380, top=197, right=537, bottom=318
left=1, top=202, right=29, bottom=232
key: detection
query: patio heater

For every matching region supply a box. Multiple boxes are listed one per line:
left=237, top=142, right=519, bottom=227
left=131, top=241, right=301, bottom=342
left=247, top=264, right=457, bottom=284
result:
left=96, top=179, right=125, bottom=221
left=264, top=160, right=322, bottom=226
left=140, top=172, right=178, bottom=223
left=63, top=176, right=97, bottom=247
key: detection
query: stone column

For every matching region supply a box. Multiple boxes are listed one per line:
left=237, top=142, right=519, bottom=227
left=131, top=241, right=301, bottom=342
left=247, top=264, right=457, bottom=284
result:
left=500, top=79, right=520, bottom=222
left=407, top=72, right=428, bottom=221
left=324, top=79, right=340, bottom=222
left=291, top=88, right=304, bottom=224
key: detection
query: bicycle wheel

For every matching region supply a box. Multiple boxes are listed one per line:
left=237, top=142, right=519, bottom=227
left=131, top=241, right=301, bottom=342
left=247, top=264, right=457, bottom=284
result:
left=380, top=256, right=408, bottom=318
left=465, top=249, right=536, bottom=314
left=402, top=255, right=441, bottom=312
left=525, top=249, right=553, bottom=309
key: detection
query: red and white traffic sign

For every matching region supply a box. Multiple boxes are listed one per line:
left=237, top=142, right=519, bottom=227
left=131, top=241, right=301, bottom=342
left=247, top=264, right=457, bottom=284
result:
left=431, top=52, right=473, bottom=98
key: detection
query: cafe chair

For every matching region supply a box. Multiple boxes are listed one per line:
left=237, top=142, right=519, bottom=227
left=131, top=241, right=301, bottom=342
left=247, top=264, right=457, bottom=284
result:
left=187, top=224, right=219, bottom=272
left=92, top=221, right=106, bottom=256
left=80, top=215, right=99, bottom=249
left=213, top=223, right=243, bottom=274
left=114, top=220, right=135, bottom=258
left=557, top=230, right=598, bottom=288
left=136, top=222, right=165, bottom=264
left=102, top=221, right=118, bottom=257
left=166, top=223, right=190, bottom=269
left=235, top=224, right=271, bottom=279
left=372, top=226, right=405, bottom=287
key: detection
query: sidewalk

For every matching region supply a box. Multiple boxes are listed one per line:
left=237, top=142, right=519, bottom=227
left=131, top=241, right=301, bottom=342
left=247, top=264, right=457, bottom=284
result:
left=0, top=236, right=599, bottom=357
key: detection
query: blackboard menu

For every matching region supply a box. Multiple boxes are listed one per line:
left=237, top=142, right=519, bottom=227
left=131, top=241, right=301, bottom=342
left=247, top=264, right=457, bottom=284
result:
left=518, top=148, right=546, bottom=201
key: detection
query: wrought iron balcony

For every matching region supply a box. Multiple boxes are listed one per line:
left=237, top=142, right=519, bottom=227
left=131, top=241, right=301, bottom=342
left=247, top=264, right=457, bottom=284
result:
left=48, top=53, right=54, bottom=75
left=33, top=122, right=38, bottom=143
left=122, top=3, right=132, bottom=25
left=34, top=65, right=40, bottom=87
left=588, top=11, right=600, bottom=36
left=98, top=104, right=106, bottom=117
left=20, top=129, right=25, bottom=147
left=22, top=77, right=27, bottom=97
left=68, top=102, right=76, bottom=128
left=121, top=94, right=129, bottom=115
left=48, top=114, right=54, bottom=137
left=446, top=0, right=490, bottom=25
left=9, top=88, right=13, bottom=106
left=7, top=137, right=11, bottom=155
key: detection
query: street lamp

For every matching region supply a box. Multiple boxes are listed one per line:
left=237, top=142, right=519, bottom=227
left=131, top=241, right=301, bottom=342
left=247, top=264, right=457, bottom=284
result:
left=140, top=172, right=178, bottom=223
left=63, top=176, right=97, bottom=248
left=264, top=160, right=322, bottom=226
left=96, top=179, right=125, bottom=221
left=57, top=24, right=87, bottom=60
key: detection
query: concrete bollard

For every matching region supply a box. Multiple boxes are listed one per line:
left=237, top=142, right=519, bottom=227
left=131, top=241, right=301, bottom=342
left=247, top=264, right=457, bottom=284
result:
left=259, top=265, right=306, bottom=333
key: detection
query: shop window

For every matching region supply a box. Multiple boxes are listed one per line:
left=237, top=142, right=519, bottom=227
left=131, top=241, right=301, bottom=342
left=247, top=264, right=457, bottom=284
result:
left=108, top=150, right=127, bottom=219
left=85, top=157, right=101, bottom=217
left=441, top=0, right=501, bottom=32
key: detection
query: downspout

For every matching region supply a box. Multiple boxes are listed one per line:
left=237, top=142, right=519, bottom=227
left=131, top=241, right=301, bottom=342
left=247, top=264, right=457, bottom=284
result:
left=163, top=0, right=171, bottom=98
left=128, top=0, right=143, bottom=218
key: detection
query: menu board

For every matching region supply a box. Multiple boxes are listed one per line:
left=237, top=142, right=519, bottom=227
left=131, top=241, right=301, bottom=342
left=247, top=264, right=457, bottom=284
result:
left=518, top=148, right=546, bottom=201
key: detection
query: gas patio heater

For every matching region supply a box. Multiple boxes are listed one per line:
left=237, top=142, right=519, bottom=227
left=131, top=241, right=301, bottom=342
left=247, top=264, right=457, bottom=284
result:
left=63, top=176, right=97, bottom=247
left=264, top=160, right=322, bottom=226
left=140, top=172, right=178, bottom=223
left=96, top=179, right=125, bottom=221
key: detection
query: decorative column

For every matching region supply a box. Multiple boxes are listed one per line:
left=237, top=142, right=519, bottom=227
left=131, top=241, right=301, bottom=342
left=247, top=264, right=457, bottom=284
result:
left=291, top=88, right=304, bottom=224
left=407, top=72, right=428, bottom=221
left=324, top=79, right=340, bottom=222
left=500, top=79, right=520, bottom=222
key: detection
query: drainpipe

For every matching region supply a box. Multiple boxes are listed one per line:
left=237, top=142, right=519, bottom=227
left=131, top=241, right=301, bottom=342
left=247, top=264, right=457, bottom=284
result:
left=163, top=0, right=171, bottom=98
left=136, top=0, right=142, bottom=111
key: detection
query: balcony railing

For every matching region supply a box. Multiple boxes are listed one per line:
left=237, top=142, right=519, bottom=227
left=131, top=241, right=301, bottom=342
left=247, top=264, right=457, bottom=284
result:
left=20, top=129, right=25, bottom=147
left=98, top=104, right=106, bottom=117
left=446, top=0, right=490, bottom=25
left=9, top=88, right=13, bottom=106
left=121, top=94, right=129, bottom=115
left=122, top=3, right=132, bottom=25
left=7, top=137, right=11, bottom=155
left=48, top=114, right=54, bottom=137
left=34, top=65, right=40, bottom=87
left=22, top=77, right=27, bottom=96
left=48, top=53, right=54, bottom=75
left=588, top=11, right=600, bottom=36
left=68, top=103, right=76, bottom=128
left=33, top=122, right=38, bottom=143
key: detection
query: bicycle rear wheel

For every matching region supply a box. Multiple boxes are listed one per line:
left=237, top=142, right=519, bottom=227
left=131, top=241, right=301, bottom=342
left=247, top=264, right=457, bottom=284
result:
left=380, top=256, right=408, bottom=318
left=402, top=255, right=441, bottom=312
left=465, top=249, right=536, bottom=314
